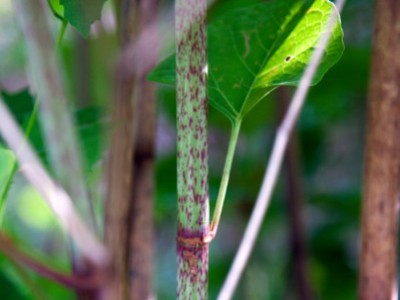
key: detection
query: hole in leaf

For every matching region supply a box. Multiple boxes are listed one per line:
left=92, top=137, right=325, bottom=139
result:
left=285, top=56, right=292, bottom=62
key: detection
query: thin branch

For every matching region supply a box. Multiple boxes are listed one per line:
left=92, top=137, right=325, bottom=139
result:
left=0, top=232, right=105, bottom=290
left=278, top=87, right=313, bottom=300
left=358, top=0, right=400, bottom=298
left=217, top=1, right=346, bottom=299
left=0, top=95, right=108, bottom=267
left=0, top=12, right=67, bottom=228
left=0, top=100, right=38, bottom=225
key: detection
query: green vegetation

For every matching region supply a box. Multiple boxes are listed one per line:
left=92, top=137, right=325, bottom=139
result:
left=0, top=0, right=378, bottom=299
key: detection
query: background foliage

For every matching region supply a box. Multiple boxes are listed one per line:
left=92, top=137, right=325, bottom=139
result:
left=0, top=0, right=371, bottom=299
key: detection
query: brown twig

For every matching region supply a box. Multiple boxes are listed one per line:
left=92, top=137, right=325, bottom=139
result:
left=0, top=232, right=107, bottom=291
left=127, top=1, right=159, bottom=299
left=358, top=1, right=400, bottom=299
left=102, top=1, right=162, bottom=298
left=278, top=87, right=313, bottom=300
left=102, top=0, right=141, bottom=298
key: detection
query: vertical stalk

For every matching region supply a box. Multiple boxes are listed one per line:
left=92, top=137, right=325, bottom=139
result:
left=175, top=0, right=209, bottom=299
left=0, top=16, right=66, bottom=227
left=359, top=1, right=400, bottom=299
left=13, top=1, right=99, bottom=298
left=278, top=87, right=313, bottom=300
left=103, top=53, right=137, bottom=300
left=13, top=0, right=95, bottom=231
left=127, top=1, right=158, bottom=299
left=102, top=1, right=140, bottom=299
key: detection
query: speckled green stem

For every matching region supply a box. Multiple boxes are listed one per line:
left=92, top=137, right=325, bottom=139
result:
left=175, top=0, right=209, bottom=299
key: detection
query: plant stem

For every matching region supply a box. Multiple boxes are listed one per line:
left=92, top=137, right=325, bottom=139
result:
left=127, top=1, right=158, bottom=299
left=0, top=100, right=39, bottom=226
left=217, top=1, right=345, bottom=298
left=205, top=120, right=241, bottom=242
left=359, top=0, right=400, bottom=298
left=13, top=2, right=103, bottom=297
left=175, top=0, right=209, bottom=298
left=0, top=94, right=108, bottom=267
left=102, top=0, right=141, bottom=298
left=13, top=0, right=96, bottom=232
left=0, top=18, right=66, bottom=226
left=57, top=20, right=68, bottom=46
left=278, top=87, right=312, bottom=300
left=0, top=231, right=104, bottom=291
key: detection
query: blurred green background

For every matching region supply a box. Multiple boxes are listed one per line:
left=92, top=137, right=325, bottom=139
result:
left=0, top=0, right=372, bottom=299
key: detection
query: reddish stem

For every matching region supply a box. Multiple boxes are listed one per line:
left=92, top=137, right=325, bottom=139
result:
left=0, top=232, right=107, bottom=291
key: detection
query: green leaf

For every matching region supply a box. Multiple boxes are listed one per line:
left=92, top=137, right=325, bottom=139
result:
left=149, top=0, right=344, bottom=123
left=0, top=90, right=45, bottom=161
left=59, top=0, right=106, bottom=37
left=149, top=56, right=176, bottom=86
left=48, top=0, right=64, bottom=19
left=0, top=90, right=105, bottom=173
left=0, top=271, right=25, bottom=300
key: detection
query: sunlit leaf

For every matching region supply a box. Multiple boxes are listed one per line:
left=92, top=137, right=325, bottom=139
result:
left=48, top=0, right=64, bottom=19
left=149, top=0, right=344, bottom=123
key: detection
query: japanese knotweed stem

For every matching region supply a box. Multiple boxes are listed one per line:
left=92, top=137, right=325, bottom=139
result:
left=175, top=0, right=209, bottom=299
